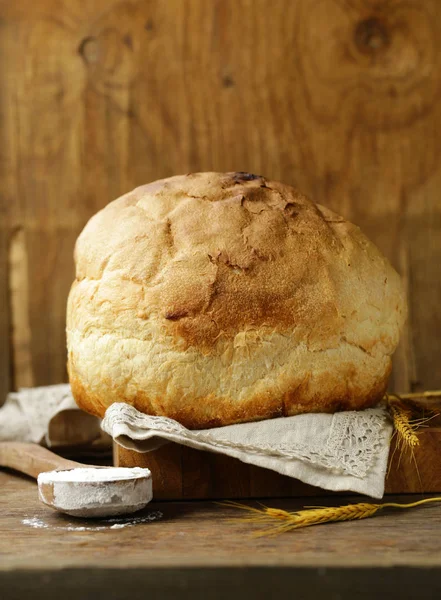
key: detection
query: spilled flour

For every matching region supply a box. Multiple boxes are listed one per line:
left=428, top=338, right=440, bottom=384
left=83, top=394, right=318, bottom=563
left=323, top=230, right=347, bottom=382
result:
left=22, top=517, right=49, bottom=529
left=22, top=511, right=163, bottom=531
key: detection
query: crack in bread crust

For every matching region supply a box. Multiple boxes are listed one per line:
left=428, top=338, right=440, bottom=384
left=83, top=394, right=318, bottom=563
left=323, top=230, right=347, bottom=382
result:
left=67, top=172, right=407, bottom=427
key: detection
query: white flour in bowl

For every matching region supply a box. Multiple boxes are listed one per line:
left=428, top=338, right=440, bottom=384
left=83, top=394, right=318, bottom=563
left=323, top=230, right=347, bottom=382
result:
left=38, top=467, right=150, bottom=483
left=38, top=467, right=153, bottom=517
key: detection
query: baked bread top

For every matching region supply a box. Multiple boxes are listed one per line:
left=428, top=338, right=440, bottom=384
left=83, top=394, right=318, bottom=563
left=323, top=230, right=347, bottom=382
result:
left=67, top=172, right=407, bottom=428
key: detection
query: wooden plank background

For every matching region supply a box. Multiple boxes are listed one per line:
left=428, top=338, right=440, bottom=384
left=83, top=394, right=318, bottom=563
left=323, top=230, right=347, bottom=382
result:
left=0, top=0, right=440, bottom=404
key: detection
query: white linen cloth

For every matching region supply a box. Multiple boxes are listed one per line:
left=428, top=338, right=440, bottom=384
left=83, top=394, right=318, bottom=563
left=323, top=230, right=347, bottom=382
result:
left=102, top=402, right=393, bottom=498
left=0, top=385, right=393, bottom=498
left=0, top=384, right=109, bottom=449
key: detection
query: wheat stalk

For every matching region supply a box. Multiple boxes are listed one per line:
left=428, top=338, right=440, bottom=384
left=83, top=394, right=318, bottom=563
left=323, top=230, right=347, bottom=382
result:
left=389, top=391, right=441, bottom=401
left=220, top=391, right=441, bottom=536
left=221, top=497, right=441, bottom=536
left=387, top=395, right=420, bottom=448
left=385, top=391, right=441, bottom=450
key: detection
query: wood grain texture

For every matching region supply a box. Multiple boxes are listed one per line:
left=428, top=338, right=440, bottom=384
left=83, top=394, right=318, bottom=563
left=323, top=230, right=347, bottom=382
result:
left=0, top=1, right=440, bottom=497
left=385, top=431, right=441, bottom=494
left=9, top=229, right=34, bottom=388
left=0, top=0, right=439, bottom=395
left=0, top=442, right=80, bottom=479
left=0, top=8, right=15, bottom=405
left=3, top=475, right=441, bottom=600
left=0, top=230, right=10, bottom=407
left=116, top=442, right=183, bottom=500
left=3, top=470, right=441, bottom=570
left=4, top=471, right=441, bottom=598
left=115, top=413, right=441, bottom=499
left=116, top=443, right=322, bottom=499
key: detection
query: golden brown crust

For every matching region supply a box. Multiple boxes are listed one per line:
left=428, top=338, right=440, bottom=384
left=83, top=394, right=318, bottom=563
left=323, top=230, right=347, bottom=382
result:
left=67, top=172, right=407, bottom=428
left=69, top=365, right=389, bottom=430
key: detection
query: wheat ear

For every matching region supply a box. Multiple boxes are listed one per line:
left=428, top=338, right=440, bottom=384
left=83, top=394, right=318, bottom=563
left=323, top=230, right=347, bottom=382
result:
left=387, top=395, right=420, bottom=448
left=221, top=497, right=441, bottom=536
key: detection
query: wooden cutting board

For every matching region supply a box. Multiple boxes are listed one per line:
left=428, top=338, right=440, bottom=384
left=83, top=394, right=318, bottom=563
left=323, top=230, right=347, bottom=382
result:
left=115, top=408, right=441, bottom=499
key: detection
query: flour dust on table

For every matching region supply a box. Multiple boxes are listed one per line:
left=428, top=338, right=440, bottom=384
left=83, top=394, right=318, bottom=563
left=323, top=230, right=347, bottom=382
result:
left=21, top=510, right=163, bottom=531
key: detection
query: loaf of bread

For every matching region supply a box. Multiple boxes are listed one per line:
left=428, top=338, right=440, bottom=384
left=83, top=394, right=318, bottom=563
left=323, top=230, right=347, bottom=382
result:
left=67, top=172, right=407, bottom=428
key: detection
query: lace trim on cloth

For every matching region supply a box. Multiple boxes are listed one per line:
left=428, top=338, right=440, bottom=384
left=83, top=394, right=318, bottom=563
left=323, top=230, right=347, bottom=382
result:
left=326, top=410, right=387, bottom=478
left=104, top=404, right=390, bottom=478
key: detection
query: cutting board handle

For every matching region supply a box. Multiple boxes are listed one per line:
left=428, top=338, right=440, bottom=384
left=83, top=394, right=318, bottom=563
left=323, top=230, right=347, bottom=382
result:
left=0, top=442, right=80, bottom=479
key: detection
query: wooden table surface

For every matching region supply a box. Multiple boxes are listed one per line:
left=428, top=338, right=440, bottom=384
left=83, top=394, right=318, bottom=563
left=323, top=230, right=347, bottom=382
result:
left=2, top=471, right=441, bottom=599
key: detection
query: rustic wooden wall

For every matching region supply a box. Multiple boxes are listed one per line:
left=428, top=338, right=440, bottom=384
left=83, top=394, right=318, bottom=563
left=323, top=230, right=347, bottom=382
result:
left=1, top=0, right=440, bottom=404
